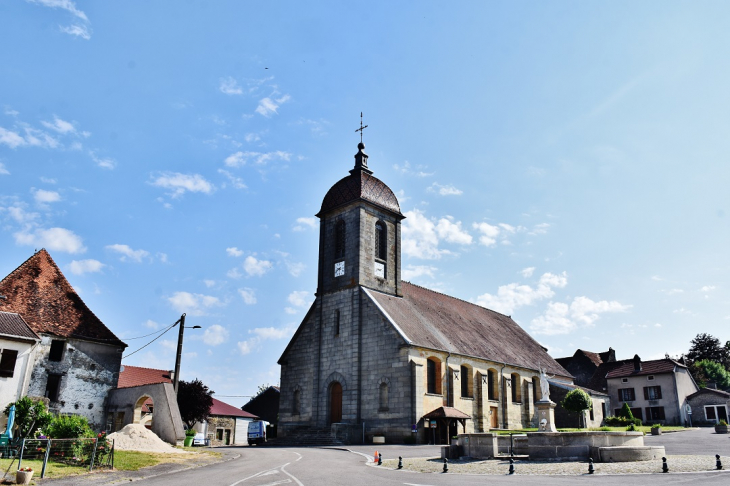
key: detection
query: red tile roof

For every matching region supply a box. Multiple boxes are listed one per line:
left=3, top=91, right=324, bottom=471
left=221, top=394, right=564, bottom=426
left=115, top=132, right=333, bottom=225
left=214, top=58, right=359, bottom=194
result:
left=423, top=406, right=472, bottom=420
left=605, top=358, right=682, bottom=379
left=0, top=311, right=40, bottom=342
left=0, top=249, right=126, bottom=347
left=210, top=398, right=258, bottom=419
left=117, top=365, right=172, bottom=388
left=365, top=282, right=571, bottom=378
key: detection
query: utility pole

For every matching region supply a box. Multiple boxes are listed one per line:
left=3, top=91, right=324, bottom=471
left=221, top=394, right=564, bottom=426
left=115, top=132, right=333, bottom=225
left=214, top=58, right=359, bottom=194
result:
left=172, top=314, right=201, bottom=394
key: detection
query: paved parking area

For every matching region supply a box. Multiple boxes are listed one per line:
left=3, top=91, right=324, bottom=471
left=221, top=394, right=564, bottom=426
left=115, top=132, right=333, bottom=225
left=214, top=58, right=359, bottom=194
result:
left=645, top=427, right=730, bottom=455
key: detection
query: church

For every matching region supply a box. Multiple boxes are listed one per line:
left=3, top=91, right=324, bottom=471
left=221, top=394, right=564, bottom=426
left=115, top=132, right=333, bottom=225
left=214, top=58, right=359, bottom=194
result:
left=278, top=141, right=573, bottom=444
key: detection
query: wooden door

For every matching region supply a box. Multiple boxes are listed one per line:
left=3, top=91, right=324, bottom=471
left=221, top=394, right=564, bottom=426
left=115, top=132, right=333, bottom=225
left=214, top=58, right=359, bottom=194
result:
left=330, top=382, right=342, bottom=424
left=490, top=407, right=498, bottom=428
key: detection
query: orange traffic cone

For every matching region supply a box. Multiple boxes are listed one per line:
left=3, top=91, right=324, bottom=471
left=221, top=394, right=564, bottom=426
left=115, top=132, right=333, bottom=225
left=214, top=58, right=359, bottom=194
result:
left=374, top=451, right=379, bottom=463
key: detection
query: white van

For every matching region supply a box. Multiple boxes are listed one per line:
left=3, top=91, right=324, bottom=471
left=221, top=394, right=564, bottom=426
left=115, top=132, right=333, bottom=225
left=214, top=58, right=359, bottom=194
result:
left=247, top=421, right=266, bottom=445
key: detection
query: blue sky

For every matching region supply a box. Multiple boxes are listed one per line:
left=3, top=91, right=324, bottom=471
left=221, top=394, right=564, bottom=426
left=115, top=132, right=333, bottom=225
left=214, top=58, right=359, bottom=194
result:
left=2, top=1, right=729, bottom=407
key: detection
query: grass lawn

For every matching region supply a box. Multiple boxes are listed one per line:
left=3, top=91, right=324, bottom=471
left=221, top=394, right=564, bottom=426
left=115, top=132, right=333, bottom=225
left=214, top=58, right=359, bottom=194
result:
left=0, top=449, right=220, bottom=480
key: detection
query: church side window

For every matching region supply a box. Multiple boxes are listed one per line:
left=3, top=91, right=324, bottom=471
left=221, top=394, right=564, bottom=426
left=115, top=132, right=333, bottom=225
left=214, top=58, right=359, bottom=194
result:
left=335, top=220, right=346, bottom=258
left=374, top=221, right=386, bottom=260
left=293, top=389, right=301, bottom=415
left=427, top=358, right=441, bottom=395
left=334, top=310, right=340, bottom=337
left=460, top=365, right=473, bottom=398
left=511, top=373, right=521, bottom=403
left=487, top=369, right=498, bottom=400
left=379, top=383, right=389, bottom=411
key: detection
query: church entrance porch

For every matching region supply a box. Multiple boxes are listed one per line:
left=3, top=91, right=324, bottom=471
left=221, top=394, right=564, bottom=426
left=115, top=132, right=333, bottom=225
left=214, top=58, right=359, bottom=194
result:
left=423, top=406, right=470, bottom=445
left=329, top=382, right=342, bottom=424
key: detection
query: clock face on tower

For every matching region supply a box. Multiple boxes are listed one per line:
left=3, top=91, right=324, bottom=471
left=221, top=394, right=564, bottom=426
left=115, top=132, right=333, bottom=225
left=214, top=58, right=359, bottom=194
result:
left=334, top=261, right=345, bottom=277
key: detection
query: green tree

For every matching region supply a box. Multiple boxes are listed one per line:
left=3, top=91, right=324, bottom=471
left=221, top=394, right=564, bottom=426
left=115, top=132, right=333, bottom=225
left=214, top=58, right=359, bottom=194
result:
left=177, top=379, right=214, bottom=429
left=560, top=389, right=593, bottom=428
left=686, top=333, right=730, bottom=368
left=692, top=359, right=730, bottom=389
left=618, top=402, right=634, bottom=420
left=3, top=397, right=53, bottom=439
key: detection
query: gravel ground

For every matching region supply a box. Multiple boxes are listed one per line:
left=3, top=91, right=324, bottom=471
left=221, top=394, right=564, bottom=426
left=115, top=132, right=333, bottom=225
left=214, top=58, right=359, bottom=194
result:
left=379, top=455, right=729, bottom=475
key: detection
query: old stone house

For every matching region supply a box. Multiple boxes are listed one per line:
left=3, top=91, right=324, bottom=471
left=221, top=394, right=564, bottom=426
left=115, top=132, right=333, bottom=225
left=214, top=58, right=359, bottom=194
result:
left=0, top=311, right=40, bottom=414
left=0, top=249, right=127, bottom=430
left=686, top=387, right=730, bottom=425
left=606, top=355, right=698, bottom=425
left=197, top=398, right=258, bottom=446
left=278, top=142, right=572, bottom=444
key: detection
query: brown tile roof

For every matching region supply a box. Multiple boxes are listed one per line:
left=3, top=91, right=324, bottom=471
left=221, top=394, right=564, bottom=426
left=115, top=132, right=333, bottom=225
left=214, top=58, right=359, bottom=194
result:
left=585, top=360, right=630, bottom=392
left=605, top=358, right=682, bottom=379
left=0, top=311, right=40, bottom=342
left=210, top=398, right=259, bottom=419
left=687, top=388, right=730, bottom=400
left=0, top=249, right=126, bottom=347
left=578, top=350, right=603, bottom=367
left=365, top=282, right=571, bottom=378
left=548, top=379, right=608, bottom=397
left=423, top=406, right=472, bottom=420
left=117, top=365, right=172, bottom=388
left=318, top=169, right=403, bottom=217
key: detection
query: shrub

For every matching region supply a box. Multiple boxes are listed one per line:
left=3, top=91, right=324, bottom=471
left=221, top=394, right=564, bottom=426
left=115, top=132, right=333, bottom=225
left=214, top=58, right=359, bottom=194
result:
left=45, top=414, right=94, bottom=439
left=604, top=416, right=642, bottom=427
left=719, top=420, right=728, bottom=426
left=185, top=429, right=197, bottom=437
left=618, top=403, right=634, bottom=420
left=651, top=423, right=662, bottom=429
left=626, top=423, right=639, bottom=431
left=4, top=397, right=53, bottom=439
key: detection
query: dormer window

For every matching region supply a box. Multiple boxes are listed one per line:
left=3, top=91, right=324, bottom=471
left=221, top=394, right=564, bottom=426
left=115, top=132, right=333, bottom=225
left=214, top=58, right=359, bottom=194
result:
left=647, top=375, right=654, bottom=381
left=621, top=378, right=628, bottom=383
left=335, top=220, right=346, bottom=258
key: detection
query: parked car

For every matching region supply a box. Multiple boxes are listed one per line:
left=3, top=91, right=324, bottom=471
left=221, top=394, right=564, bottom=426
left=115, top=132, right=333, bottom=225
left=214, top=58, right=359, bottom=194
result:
left=248, top=421, right=266, bottom=446
left=193, top=433, right=209, bottom=446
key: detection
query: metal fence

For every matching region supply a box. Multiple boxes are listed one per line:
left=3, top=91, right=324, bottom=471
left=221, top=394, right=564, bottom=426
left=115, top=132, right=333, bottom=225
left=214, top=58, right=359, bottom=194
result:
left=14, top=437, right=114, bottom=478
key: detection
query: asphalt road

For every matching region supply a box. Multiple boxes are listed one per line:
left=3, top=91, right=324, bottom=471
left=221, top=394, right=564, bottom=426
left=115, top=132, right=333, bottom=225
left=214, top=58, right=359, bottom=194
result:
left=41, top=428, right=730, bottom=486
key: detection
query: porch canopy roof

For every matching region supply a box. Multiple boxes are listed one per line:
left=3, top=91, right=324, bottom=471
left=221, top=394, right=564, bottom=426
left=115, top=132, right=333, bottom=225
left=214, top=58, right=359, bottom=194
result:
left=423, top=406, right=471, bottom=420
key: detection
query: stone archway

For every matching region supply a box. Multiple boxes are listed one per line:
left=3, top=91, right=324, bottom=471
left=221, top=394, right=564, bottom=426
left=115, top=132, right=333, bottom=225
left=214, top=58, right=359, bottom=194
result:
left=132, top=395, right=154, bottom=429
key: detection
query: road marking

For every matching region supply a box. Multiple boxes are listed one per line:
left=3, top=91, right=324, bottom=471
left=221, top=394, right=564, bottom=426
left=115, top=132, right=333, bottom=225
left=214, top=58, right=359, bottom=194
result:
left=228, top=451, right=304, bottom=486
left=403, top=483, right=435, bottom=486
left=229, top=465, right=289, bottom=485
left=280, top=452, right=304, bottom=486
left=259, top=481, right=291, bottom=486
left=260, top=470, right=280, bottom=476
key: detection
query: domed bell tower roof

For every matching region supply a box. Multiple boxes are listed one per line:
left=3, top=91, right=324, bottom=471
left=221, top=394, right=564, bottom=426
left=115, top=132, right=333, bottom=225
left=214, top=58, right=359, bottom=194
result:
left=317, top=142, right=403, bottom=218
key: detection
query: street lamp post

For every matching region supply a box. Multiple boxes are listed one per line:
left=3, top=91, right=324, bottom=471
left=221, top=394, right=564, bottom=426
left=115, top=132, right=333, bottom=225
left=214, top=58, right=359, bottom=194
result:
left=173, top=313, right=201, bottom=394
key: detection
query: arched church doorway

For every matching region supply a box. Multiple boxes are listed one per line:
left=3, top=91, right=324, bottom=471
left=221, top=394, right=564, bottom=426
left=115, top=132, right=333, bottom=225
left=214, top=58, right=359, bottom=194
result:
left=329, top=382, right=342, bottom=424
left=133, top=395, right=154, bottom=429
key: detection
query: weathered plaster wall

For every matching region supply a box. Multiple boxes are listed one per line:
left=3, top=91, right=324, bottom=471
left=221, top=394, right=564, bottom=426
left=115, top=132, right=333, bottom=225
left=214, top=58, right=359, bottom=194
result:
left=106, top=383, right=185, bottom=445
left=0, top=338, right=37, bottom=413
left=27, top=335, right=122, bottom=430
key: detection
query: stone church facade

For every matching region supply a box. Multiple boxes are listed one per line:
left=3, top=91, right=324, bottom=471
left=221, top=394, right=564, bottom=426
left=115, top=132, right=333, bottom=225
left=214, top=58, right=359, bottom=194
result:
left=278, top=142, right=572, bottom=444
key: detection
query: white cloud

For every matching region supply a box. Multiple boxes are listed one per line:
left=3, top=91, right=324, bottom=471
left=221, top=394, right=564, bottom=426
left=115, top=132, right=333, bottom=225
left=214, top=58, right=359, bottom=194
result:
left=237, top=340, right=253, bottom=355
left=151, top=172, right=214, bottom=198
left=435, top=217, right=472, bottom=244
left=287, top=290, right=311, bottom=308
left=521, top=267, right=535, bottom=278
left=664, top=288, right=684, bottom=295
left=238, top=288, right=257, bottom=304
left=392, top=161, right=433, bottom=178
left=223, top=150, right=291, bottom=167
left=218, top=169, right=247, bottom=189
left=255, top=95, right=290, bottom=117
left=33, top=188, right=61, bottom=204
left=203, top=324, right=229, bottom=346
left=250, top=326, right=294, bottom=340
left=529, top=223, right=550, bottom=235
left=530, top=296, right=631, bottom=335
left=219, top=76, right=243, bottom=95
left=0, top=127, right=26, bottom=148
left=285, top=261, right=306, bottom=277
left=144, top=320, right=159, bottom=330
left=106, top=244, right=149, bottom=263
left=402, top=209, right=451, bottom=260
left=14, top=227, right=86, bottom=254
left=68, top=259, right=104, bottom=275
left=226, top=247, right=244, bottom=257
left=5, top=205, right=39, bottom=224
left=4, top=108, right=19, bottom=117
left=699, top=285, right=716, bottom=292
left=167, top=291, right=222, bottom=316
left=90, top=152, right=116, bottom=170
left=402, top=265, right=438, bottom=281
left=203, top=279, right=216, bottom=288
left=428, top=182, right=463, bottom=196
left=41, top=116, right=76, bottom=134
left=472, top=222, right=500, bottom=247
left=60, top=24, right=91, bottom=39
left=27, top=0, right=91, bottom=39
left=293, top=217, right=317, bottom=232
left=0, top=163, right=9, bottom=175
left=227, top=267, right=243, bottom=279
left=475, top=272, right=568, bottom=315
left=244, top=256, right=273, bottom=276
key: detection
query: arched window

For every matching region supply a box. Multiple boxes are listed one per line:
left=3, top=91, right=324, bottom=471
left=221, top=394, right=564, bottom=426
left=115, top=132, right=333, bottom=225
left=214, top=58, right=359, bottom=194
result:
left=335, top=220, right=346, bottom=258
left=293, top=389, right=301, bottom=415
left=427, top=357, right=442, bottom=395
left=379, top=382, right=389, bottom=411
left=374, top=221, right=386, bottom=260
left=460, top=365, right=473, bottom=398
left=487, top=369, right=498, bottom=400
left=511, top=373, right=522, bottom=403
left=532, top=376, right=539, bottom=403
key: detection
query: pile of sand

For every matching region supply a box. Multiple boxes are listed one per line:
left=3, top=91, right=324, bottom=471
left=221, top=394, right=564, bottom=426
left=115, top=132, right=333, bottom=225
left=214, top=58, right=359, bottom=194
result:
left=107, top=424, right=188, bottom=454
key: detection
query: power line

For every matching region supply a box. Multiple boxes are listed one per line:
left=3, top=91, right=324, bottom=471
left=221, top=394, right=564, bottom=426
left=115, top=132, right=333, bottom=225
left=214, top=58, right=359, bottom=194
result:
left=124, top=326, right=173, bottom=340
left=122, top=320, right=179, bottom=359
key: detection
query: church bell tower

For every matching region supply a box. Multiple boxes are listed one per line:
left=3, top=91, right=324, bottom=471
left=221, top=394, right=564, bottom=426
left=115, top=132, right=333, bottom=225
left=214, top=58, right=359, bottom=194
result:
left=316, top=142, right=404, bottom=297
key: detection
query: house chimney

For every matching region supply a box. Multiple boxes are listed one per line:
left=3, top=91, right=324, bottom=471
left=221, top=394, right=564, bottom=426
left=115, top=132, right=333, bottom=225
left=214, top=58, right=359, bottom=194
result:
left=633, top=354, right=642, bottom=372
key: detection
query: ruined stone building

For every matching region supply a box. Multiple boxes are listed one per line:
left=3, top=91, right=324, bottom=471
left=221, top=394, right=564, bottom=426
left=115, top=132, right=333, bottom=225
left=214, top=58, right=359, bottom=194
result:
left=0, top=249, right=127, bottom=430
left=278, top=143, right=573, bottom=444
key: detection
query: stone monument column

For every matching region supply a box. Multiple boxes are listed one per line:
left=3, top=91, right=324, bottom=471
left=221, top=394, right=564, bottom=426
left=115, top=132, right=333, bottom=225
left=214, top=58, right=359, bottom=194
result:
left=536, top=400, right=557, bottom=432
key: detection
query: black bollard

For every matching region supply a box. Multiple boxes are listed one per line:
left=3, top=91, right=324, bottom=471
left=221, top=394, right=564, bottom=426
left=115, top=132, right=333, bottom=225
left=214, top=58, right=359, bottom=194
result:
left=398, top=456, right=403, bottom=469
left=378, top=453, right=382, bottom=466
left=443, top=458, right=448, bottom=473
left=509, top=458, right=515, bottom=475
left=662, top=457, right=668, bottom=473
left=588, top=458, right=595, bottom=474
left=716, top=454, right=723, bottom=470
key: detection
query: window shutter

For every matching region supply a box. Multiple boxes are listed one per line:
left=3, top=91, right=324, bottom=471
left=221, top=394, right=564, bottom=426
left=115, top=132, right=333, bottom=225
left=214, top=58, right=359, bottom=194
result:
left=643, top=387, right=649, bottom=400
left=657, top=387, right=662, bottom=399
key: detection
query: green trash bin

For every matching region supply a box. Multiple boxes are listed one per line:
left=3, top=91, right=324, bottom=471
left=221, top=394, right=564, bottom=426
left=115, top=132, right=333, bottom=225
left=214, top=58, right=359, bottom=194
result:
left=184, top=433, right=194, bottom=447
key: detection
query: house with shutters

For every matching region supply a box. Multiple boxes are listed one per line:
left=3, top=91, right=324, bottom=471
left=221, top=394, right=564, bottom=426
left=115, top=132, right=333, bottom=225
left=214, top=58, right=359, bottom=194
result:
left=277, top=142, right=574, bottom=444
left=0, top=311, right=40, bottom=414
left=0, top=249, right=127, bottom=430
left=605, top=355, right=698, bottom=425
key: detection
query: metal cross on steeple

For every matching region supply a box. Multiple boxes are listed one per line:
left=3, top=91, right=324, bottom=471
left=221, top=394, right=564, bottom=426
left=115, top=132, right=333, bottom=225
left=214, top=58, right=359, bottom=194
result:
left=355, top=112, right=368, bottom=143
